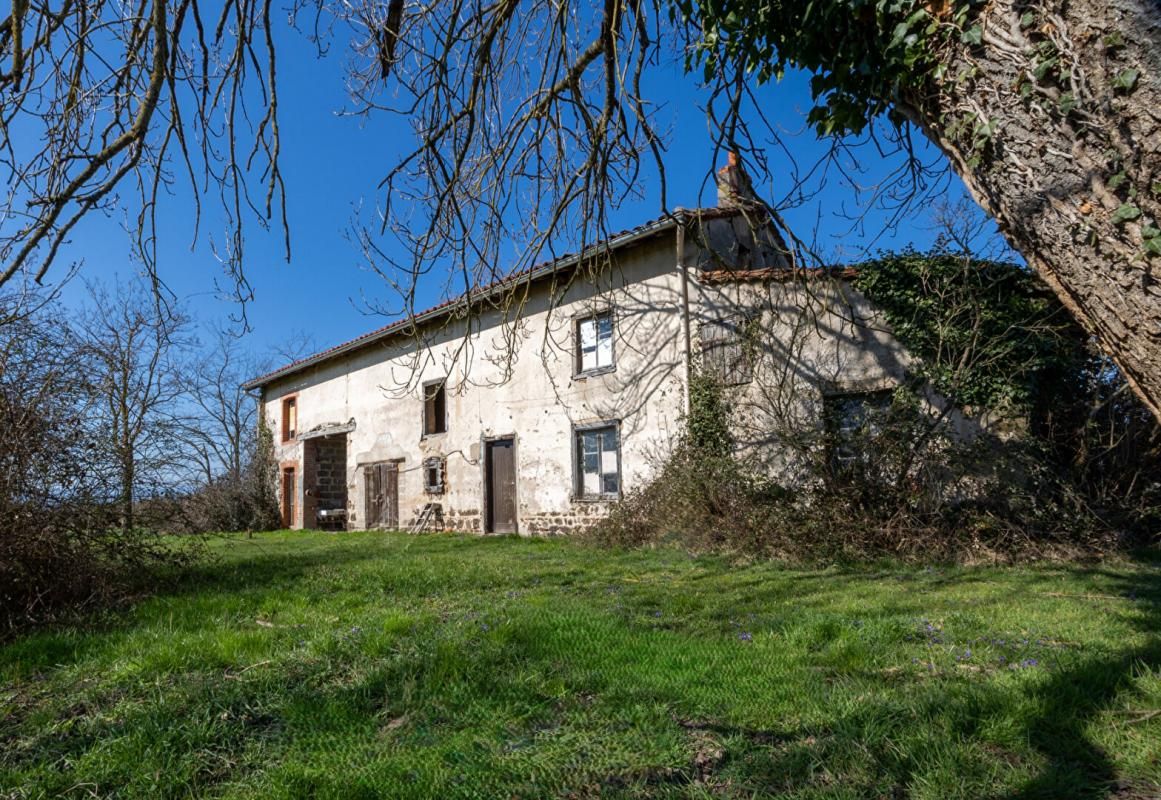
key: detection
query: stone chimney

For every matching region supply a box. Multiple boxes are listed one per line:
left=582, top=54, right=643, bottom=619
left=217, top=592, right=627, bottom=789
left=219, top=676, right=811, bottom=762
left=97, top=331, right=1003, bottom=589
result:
left=715, top=151, right=757, bottom=208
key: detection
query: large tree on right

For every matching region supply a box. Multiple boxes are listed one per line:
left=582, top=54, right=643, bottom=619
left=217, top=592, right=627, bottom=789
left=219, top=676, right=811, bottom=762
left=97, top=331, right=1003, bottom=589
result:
left=689, top=0, right=1161, bottom=417
left=3, top=0, right=1157, bottom=418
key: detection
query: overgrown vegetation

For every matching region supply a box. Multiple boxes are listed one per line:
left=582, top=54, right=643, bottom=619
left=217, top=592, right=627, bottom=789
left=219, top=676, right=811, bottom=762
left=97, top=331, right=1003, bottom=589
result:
left=0, top=290, right=197, bottom=631
left=851, top=250, right=1083, bottom=411
left=853, top=251, right=1161, bottom=539
left=3, top=531, right=1158, bottom=798
left=593, top=371, right=799, bottom=556
left=175, top=419, right=282, bottom=535
left=593, top=251, right=1160, bottom=561
left=0, top=284, right=280, bottom=631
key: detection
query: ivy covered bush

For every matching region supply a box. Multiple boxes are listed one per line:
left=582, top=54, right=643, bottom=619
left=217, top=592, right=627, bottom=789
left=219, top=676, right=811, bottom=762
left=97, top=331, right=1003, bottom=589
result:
left=852, top=250, right=1088, bottom=412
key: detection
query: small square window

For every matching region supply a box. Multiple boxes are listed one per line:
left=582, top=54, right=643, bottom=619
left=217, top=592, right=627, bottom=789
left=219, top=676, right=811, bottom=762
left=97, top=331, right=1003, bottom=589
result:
left=423, top=380, right=447, bottom=436
left=423, top=457, right=446, bottom=494
left=576, top=312, right=614, bottom=374
left=574, top=423, right=620, bottom=499
left=281, top=397, right=297, bottom=442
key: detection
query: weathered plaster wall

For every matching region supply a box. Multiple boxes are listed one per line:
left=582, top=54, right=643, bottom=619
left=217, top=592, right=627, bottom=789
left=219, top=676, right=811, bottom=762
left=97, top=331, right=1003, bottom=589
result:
left=690, top=270, right=990, bottom=480
left=688, top=275, right=910, bottom=478
left=263, top=232, right=690, bottom=533
left=260, top=218, right=942, bottom=533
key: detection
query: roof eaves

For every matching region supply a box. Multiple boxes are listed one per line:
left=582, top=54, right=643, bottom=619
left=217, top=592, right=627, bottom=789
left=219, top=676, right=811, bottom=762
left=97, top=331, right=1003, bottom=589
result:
left=241, top=211, right=707, bottom=391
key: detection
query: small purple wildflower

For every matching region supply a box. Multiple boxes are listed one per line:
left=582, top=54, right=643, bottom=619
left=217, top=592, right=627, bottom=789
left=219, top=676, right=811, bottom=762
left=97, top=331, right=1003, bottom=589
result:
left=738, top=632, right=753, bottom=642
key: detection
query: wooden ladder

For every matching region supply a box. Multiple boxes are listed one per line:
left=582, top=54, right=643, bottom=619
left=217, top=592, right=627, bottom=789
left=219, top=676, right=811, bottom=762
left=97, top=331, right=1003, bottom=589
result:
left=408, top=503, right=442, bottom=535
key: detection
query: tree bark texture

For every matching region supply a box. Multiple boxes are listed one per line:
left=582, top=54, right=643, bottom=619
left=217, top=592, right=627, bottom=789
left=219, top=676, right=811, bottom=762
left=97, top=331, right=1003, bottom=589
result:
left=904, top=0, right=1161, bottom=419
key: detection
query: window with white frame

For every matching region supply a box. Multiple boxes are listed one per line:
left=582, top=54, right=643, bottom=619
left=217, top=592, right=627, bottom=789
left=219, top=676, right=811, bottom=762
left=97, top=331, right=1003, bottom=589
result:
left=574, top=423, right=620, bottom=498
left=576, top=311, right=614, bottom=374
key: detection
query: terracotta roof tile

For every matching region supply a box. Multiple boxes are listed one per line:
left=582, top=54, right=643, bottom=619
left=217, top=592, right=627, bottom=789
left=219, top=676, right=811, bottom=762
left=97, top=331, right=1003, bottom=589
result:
left=699, top=267, right=858, bottom=284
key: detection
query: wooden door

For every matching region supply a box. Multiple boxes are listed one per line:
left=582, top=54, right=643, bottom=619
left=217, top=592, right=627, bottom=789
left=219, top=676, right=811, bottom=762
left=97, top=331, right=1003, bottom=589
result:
left=281, top=467, right=296, bottom=528
left=382, top=463, right=398, bottom=528
left=485, top=439, right=517, bottom=533
left=364, top=463, right=399, bottom=529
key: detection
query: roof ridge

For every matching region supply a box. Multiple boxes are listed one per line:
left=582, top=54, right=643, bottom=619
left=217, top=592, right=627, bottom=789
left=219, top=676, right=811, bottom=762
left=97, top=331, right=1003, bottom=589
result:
left=243, top=209, right=739, bottom=390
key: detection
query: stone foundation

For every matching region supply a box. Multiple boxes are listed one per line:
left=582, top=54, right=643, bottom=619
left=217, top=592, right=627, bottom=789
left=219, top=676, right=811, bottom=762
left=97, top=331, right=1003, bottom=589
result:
left=518, top=502, right=612, bottom=535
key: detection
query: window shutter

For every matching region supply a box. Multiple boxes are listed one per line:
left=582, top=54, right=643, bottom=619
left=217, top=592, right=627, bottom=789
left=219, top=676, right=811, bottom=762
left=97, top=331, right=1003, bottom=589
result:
left=700, top=316, right=754, bottom=385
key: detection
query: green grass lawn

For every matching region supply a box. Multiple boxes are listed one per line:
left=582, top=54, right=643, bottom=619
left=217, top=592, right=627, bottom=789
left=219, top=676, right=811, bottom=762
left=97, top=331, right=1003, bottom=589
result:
left=2, top=532, right=1160, bottom=799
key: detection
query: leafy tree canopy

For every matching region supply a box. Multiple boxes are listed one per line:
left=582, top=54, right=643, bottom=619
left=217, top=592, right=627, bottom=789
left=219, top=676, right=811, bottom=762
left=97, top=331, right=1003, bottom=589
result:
left=682, top=0, right=980, bottom=135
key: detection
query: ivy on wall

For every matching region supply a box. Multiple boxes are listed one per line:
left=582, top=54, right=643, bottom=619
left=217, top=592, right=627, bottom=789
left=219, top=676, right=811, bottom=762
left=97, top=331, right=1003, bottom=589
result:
left=852, top=251, right=1089, bottom=411
left=687, top=367, right=735, bottom=457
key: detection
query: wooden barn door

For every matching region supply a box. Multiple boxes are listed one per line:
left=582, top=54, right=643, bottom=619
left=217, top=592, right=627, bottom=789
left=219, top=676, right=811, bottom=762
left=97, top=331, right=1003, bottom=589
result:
left=364, top=463, right=399, bottom=529
left=485, top=438, right=517, bottom=534
left=281, top=467, right=296, bottom=528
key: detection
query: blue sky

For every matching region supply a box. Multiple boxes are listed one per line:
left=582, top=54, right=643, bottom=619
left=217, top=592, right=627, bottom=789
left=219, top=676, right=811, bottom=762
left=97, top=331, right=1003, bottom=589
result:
left=41, top=22, right=996, bottom=370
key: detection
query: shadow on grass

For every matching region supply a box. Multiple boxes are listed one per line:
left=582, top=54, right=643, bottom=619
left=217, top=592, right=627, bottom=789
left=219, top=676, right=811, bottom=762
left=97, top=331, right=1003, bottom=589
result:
left=680, top=551, right=1161, bottom=798
left=1008, top=554, right=1161, bottom=799
left=5, top=533, right=1159, bottom=798
left=165, top=532, right=400, bottom=595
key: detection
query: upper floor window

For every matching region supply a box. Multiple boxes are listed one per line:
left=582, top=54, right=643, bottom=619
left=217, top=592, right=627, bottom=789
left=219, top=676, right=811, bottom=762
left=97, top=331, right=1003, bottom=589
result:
left=574, top=422, right=621, bottom=499
left=281, top=396, right=297, bottom=441
left=700, top=315, right=756, bottom=386
left=576, top=311, right=614, bottom=374
left=423, top=379, right=447, bottom=436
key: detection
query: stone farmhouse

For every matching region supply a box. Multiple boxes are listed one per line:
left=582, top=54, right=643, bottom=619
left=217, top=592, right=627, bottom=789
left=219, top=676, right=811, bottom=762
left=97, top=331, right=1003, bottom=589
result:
left=243, top=159, right=927, bottom=534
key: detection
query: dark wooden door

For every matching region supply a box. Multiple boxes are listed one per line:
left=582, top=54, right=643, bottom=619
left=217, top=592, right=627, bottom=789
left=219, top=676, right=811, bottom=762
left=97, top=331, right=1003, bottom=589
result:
left=364, top=463, right=399, bottom=528
left=281, top=467, right=296, bottom=528
left=486, top=438, right=517, bottom=533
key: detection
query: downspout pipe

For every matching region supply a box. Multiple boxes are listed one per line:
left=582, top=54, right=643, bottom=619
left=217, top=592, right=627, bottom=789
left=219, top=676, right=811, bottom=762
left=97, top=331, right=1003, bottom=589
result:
left=677, top=220, right=693, bottom=415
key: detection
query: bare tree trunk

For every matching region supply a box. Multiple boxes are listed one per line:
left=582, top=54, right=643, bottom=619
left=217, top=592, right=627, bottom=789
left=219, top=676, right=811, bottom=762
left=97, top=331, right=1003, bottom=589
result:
left=902, top=0, right=1161, bottom=419
left=76, top=279, right=189, bottom=534
left=122, top=461, right=135, bottom=534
